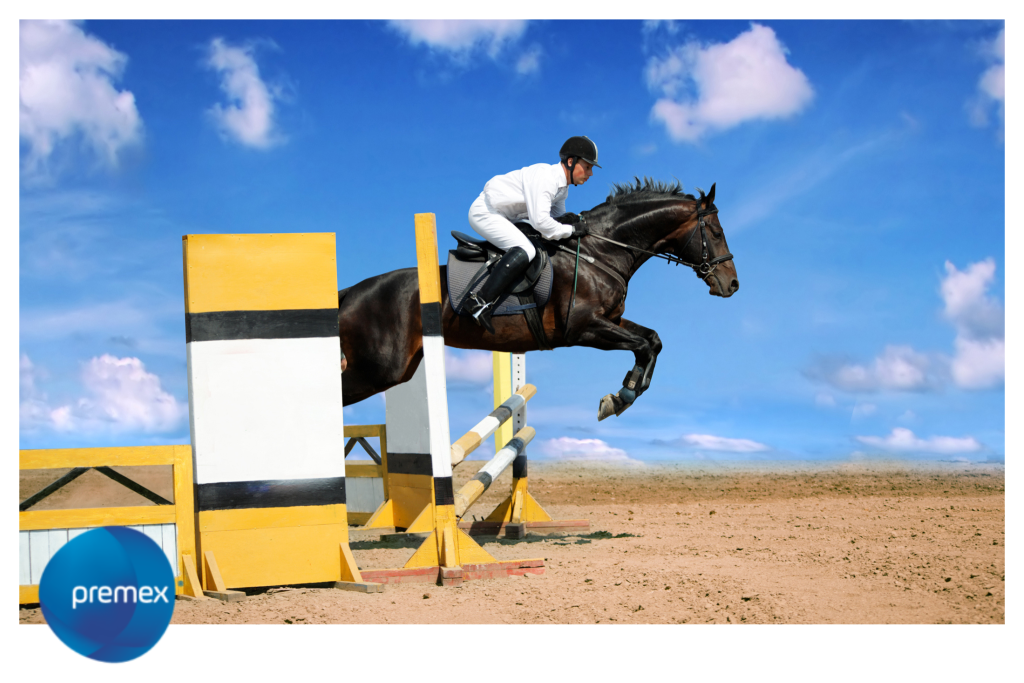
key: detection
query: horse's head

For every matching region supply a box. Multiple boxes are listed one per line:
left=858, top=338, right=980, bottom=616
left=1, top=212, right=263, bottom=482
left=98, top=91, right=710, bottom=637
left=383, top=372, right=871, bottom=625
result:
left=658, top=183, right=739, bottom=298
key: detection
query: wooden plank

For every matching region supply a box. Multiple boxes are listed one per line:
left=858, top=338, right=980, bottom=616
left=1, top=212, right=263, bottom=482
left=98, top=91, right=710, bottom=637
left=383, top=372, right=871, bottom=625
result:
left=29, top=531, right=48, bottom=585
left=343, top=424, right=386, bottom=438
left=19, top=532, right=30, bottom=585
left=346, top=511, right=373, bottom=526
left=333, top=581, right=385, bottom=593
left=20, top=506, right=176, bottom=531
left=171, top=444, right=196, bottom=573
left=339, top=542, right=363, bottom=582
left=47, top=528, right=68, bottom=564
left=182, top=233, right=337, bottom=313
left=181, top=553, right=204, bottom=598
left=201, top=522, right=348, bottom=589
left=20, top=445, right=180, bottom=470
left=203, top=550, right=227, bottom=592
left=386, top=472, right=434, bottom=491
left=161, top=524, right=178, bottom=578
left=198, top=504, right=346, bottom=533
left=345, top=464, right=383, bottom=478
left=20, top=585, right=39, bottom=605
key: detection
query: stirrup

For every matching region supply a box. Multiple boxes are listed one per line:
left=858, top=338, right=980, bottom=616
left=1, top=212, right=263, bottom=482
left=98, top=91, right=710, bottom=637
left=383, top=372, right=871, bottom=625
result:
left=464, top=293, right=496, bottom=333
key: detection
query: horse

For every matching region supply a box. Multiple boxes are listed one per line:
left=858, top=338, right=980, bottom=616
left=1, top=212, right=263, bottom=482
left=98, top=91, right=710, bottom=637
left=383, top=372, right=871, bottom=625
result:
left=337, top=178, right=739, bottom=421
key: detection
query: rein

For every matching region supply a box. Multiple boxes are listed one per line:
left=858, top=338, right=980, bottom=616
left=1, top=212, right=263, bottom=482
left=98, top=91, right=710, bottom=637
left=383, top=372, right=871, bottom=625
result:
left=580, top=205, right=734, bottom=280
left=562, top=201, right=732, bottom=318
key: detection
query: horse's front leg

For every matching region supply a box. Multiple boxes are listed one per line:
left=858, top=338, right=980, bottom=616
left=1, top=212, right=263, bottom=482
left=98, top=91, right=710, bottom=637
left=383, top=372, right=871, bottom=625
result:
left=618, top=318, right=662, bottom=399
left=568, top=313, right=659, bottom=421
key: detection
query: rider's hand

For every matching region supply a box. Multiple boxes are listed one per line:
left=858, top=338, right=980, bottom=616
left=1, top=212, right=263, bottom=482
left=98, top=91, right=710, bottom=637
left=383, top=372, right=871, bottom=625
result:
left=554, top=212, right=580, bottom=225
left=570, top=224, right=588, bottom=238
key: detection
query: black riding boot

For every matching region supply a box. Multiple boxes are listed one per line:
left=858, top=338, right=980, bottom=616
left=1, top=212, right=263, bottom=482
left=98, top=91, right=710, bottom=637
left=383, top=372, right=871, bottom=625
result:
left=463, top=246, right=531, bottom=334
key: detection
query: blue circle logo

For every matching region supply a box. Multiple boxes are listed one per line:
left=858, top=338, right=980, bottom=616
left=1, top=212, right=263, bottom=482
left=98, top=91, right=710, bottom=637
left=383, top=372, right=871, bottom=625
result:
left=38, top=527, right=175, bottom=662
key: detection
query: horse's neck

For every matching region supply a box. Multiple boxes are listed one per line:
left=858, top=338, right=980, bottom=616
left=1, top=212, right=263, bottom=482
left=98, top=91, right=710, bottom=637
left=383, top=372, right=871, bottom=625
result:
left=601, top=200, right=692, bottom=278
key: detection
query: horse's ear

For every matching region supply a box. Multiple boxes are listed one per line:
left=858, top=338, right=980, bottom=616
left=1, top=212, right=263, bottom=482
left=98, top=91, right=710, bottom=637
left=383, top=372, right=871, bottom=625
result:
left=706, top=183, right=716, bottom=207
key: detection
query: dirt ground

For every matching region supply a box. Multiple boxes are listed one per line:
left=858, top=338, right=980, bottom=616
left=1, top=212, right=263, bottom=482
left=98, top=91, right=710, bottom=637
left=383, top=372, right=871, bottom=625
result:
left=19, top=459, right=1004, bottom=625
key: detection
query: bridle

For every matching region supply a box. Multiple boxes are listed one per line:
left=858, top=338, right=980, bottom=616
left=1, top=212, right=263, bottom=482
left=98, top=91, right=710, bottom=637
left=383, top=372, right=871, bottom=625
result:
left=579, top=202, right=734, bottom=281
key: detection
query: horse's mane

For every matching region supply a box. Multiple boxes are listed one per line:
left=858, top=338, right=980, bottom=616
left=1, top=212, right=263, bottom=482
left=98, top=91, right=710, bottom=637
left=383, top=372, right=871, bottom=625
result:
left=606, top=177, right=696, bottom=205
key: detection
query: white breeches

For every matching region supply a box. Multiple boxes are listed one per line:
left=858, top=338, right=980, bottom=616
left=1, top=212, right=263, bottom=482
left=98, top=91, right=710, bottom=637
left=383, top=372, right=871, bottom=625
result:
left=467, top=193, right=537, bottom=261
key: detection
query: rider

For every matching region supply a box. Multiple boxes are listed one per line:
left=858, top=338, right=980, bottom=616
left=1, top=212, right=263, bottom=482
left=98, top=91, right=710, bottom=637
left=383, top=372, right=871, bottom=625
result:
left=463, top=135, right=600, bottom=333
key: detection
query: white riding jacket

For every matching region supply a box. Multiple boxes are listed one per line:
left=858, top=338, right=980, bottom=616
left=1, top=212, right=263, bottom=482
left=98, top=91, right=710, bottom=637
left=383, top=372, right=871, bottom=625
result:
left=481, top=163, right=573, bottom=241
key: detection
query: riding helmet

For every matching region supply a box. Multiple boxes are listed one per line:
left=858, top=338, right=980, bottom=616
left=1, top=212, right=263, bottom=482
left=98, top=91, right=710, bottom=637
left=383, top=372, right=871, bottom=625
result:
left=559, top=136, right=602, bottom=168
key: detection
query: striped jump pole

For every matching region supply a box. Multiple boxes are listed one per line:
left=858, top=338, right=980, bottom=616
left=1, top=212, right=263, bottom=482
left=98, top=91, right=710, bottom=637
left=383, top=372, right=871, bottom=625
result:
left=450, top=384, right=537, bottom=467
left=454, top=426, right=536, bottom=518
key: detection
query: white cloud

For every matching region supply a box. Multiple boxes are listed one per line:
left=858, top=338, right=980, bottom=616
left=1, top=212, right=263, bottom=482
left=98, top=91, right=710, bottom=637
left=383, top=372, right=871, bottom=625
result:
left=814, top=345, right=940, bottom=393
left=815, top=392, right=836, bottom=407
left=941, top=259, right=1004, bottom=340
left=810, top=258, right=1003, bottom=394
left=951, top=337, right=1005, bottom=390
left=444, top=349, right=493, bottom=384
left=941, top=259, right=1004, bottom=389
left=676, top=433, right=770, bottom=453
left=19, top=20, right=143, bottom=172
left=645, top=23, right=813, bottom=142
left=205, top=38, right=283, bottom=149
left=515, top=45, right=543, bottom=75
left=856, top=427, right=982, bottom=455
left=388, top=20, right=530, bottom=66
left=852, top=403, right=877, bottom=419
left=968, top=28, right=1004, bottom=130
left=537, top=437, right=640, bottom=463
left=20, top=354, right=185, bottom=435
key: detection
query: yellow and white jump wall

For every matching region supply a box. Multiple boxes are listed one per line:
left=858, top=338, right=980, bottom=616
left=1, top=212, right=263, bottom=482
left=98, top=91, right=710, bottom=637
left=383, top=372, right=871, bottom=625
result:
left=182, top=233, right=376, bottom=594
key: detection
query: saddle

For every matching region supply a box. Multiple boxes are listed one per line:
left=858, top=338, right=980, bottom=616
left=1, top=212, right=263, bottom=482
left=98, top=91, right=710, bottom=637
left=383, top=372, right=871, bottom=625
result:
left=447, top=224, right=556, bottom=349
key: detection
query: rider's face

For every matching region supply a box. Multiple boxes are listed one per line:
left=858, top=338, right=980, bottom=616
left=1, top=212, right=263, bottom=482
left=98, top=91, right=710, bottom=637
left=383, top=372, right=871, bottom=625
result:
left=571, top=159, right=594, bottom=185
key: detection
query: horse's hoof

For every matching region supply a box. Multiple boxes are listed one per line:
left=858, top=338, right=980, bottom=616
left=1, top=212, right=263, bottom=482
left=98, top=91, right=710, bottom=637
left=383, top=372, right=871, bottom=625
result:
left=597, top=393, right=631, bottom=421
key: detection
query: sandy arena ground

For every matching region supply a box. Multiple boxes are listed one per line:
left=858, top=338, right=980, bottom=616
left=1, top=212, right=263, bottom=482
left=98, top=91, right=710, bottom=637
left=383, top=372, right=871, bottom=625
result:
left=19, top=459, right=1004, bottom=625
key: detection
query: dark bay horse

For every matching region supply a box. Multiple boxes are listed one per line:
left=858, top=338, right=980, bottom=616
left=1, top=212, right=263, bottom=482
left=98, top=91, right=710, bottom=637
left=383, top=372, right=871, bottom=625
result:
left=337, top=178, right=739, bottom=421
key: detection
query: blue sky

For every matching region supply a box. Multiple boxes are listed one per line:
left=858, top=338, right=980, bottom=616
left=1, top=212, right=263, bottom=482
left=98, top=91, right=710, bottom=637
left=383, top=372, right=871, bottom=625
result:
left=18, top=18, right=1006, bottom=464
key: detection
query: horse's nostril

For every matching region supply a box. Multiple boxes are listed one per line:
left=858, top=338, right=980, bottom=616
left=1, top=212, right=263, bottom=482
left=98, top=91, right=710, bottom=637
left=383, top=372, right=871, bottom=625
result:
left=731, top=279, right=739, bottom=292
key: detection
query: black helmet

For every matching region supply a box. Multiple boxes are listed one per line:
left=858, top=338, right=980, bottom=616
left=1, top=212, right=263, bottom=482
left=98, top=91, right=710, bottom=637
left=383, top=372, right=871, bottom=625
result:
left=559, top=135, right=601, bottom=168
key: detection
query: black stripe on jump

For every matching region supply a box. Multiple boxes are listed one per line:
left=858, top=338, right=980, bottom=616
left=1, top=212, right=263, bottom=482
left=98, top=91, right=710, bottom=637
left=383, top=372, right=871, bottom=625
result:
left=196, top=477, right=346, bottom=511
left=491, top=404, right=512, bottom=424
left=186, top=309, right=338, bottom=343
left=387, top=452, right=434, bottom=476
left=434, top=476, right=455, bottom=506
left=512, top=453, right=527, bottom=479
left=420, top=302, right=443, bottom=337
left=472, top=470, right=493, bottom=490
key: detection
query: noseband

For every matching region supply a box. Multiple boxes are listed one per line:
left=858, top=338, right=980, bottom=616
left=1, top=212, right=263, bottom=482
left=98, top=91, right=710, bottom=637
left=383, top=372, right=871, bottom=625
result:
left=676, top=205, right=734, bottom=280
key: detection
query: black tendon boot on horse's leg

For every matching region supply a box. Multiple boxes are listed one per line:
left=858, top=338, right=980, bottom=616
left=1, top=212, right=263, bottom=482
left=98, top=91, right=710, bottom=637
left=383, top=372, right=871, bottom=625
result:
left=463, top=246, right=531, bottom=334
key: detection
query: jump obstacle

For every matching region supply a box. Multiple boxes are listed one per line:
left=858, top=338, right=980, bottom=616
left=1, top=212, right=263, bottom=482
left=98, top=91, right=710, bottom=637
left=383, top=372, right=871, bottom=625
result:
left=347, top=214, right=588, bottom=585
left=181, top=232, right=380, bottom=598
left=18, top=217, right=585, bottom=599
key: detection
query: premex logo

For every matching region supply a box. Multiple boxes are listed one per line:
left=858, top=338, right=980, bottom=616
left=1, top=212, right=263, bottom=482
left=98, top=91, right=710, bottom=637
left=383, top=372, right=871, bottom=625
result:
left=39, top=527, right=175, bottom=662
